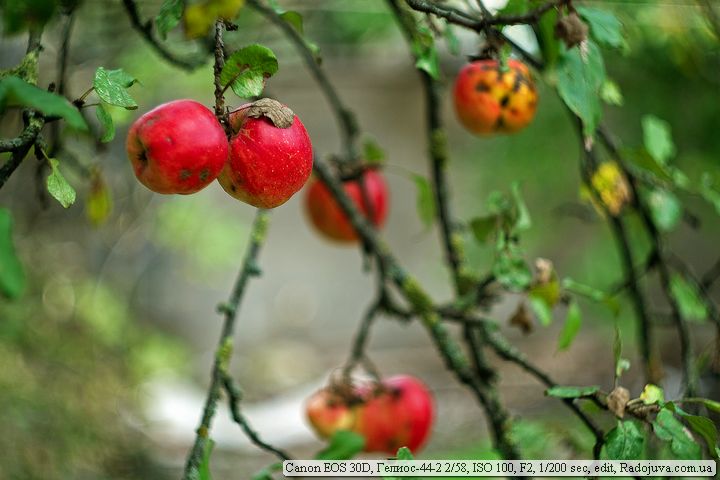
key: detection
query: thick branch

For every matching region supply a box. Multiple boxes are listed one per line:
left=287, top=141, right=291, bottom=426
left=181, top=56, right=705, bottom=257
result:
left=407, top=0, right=564, bottom=31
left=314, top=159, right=520, bottom=462
left=182, top=209, right=271, bottom=479
left=121, top=0, right=207, bottom=71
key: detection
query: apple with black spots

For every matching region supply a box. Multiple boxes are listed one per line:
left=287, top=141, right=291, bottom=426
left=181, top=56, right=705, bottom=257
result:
left=453, top=59, right=538, bottom=135
left=126, top=99, right=229, bottom=194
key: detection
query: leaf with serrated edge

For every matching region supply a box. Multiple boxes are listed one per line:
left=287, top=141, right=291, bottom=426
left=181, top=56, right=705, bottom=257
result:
left=557, top=301, right=582, bottom=350
left=46, top=158, right=76, bottom=208
left=556, top=41, right=606, bottom=138
left=95, top=103, right=115, bottom=143
left=156, top=0, right=183, bottom=39
left=221, top=45, right=278, bottom=98
left=93, top=67, right=137, bottom=109
left=577, top=7, right=623, bottom=49
left=605, top=421, right=644, bottom=460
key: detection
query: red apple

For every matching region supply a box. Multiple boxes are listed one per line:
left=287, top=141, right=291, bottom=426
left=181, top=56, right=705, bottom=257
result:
left=355, top=375, right=434, bottom=454
left=218, top=99, right=313, bottom=208
left=306, top=388, right=359, bottom=440
left=126, top=99, right=228, bottom=194
left=305, top=169, right=389, bottom=243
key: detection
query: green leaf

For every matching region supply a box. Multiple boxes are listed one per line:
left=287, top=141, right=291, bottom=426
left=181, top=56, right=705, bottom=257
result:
left=576, top=7, right=623, bottom=49
left=1, top=0, right=56, bottom=35
left=315, top=430, right=365, bottom=460
left=199, top=438, right=215, bottom=480
left=252, top=463, right=282, bottom=480
left=529, top=295, right=553, bottom=326
left=46, top=158, right=76, bottom=209
left=412, top=174, right=435, bottom=229
left=667, top=403, right=720, bottom=460
left=0, top=208, right=26, bottom=300
left=653, top=409, right=701, bottom=460
left=700, top=172, right=720, bottom=216
left=642, top=115, right=675, bottom=165
left=498, top=0, right=528, bottom=16
left=605, top=421, right=644, bottom=460
left=95, top=103, right=115, bottom=143
left=444, top=23, right=460, bottom=55
left=0, top=76, right=87, bottom=130
left=646, top=188, right=682, bottom=232
left=395, top=447, right=414, bottom=460
left=511, top=182, right=531, bottom=232
left=557, top=301, right=582, bottom=351
left=106, top=68, right=138, bottom=89
left=562, top=278, right=606, bottom=302
left=669, top=273, right=708, bottom=322
left=280, top=11, right=303, bottom=34
left=536, top=7, right=560, bottom=68
left=156, top=0, right=184, bottom=39
left=221, top=44, right=279, bottom=98
left=414, top=46, right=439, bottom=80
left=363, top=138, right=385, bottom=165
left=93, top=67, right=138, bottom=109
left=600, top=78, right=623, bottom=106
left=86, top=170, right=112, bottom=226
left=412, top=27, right=440, bottom=80
left=699, top=399, right=720, bottom=413
left=639, top=384, right=664, bottom=405
left=469, top=215, right=497, bottom=243
left=556, top=41, right=606, bottom=138
left=613, top=325, right=630, bottom=378
left=493, top=253, right=532, bottom=291
left=546, top=385, right=599, bottom=399
left=384, top=448, right=419, bottom=480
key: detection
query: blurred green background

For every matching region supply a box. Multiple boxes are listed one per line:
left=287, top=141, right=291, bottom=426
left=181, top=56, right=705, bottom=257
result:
left=0, top=0, right=718, bottom=478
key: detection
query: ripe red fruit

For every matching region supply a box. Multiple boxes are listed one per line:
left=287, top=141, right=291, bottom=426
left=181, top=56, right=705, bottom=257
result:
left=126, top=99, right=228, bottom=194
left=218, top=99, right=313, bottom=208
left=453, top=59, right=538, bottom=135
left=305, top=375, right=434, bottom=455
left=305, top=169, right=389, bottom=243
left=355, top=375, right=434, bottom=454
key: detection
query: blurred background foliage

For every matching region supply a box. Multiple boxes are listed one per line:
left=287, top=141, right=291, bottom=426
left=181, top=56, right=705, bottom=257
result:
left=0, top=0, right=719, bottom=478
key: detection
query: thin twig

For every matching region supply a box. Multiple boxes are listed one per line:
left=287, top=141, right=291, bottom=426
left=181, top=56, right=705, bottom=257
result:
left=182, top=209, right=271, bottom=479
left=121, top=0, right=207, bottom=71
left=222, top=374, right=292, bottom=461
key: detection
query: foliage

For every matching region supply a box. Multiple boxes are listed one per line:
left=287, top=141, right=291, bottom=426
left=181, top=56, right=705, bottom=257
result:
left=1, top=0, right=719, bottom=477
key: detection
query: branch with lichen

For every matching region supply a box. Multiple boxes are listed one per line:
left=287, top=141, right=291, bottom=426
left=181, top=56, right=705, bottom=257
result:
left=182, top=208, right=273, bottom=479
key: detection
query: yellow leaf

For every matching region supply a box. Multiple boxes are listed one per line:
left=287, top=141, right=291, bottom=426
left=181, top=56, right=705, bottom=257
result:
left=591, top=161, right=632, bottom=216
left=86, top=169, right=112, bottom=226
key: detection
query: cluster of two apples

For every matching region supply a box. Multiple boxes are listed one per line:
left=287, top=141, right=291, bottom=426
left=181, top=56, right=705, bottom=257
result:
left=126, top=98, right=312, bottom=208
left=126, top=98, right=388, bottom=243
left=306, top=375, right=434, bottom=455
